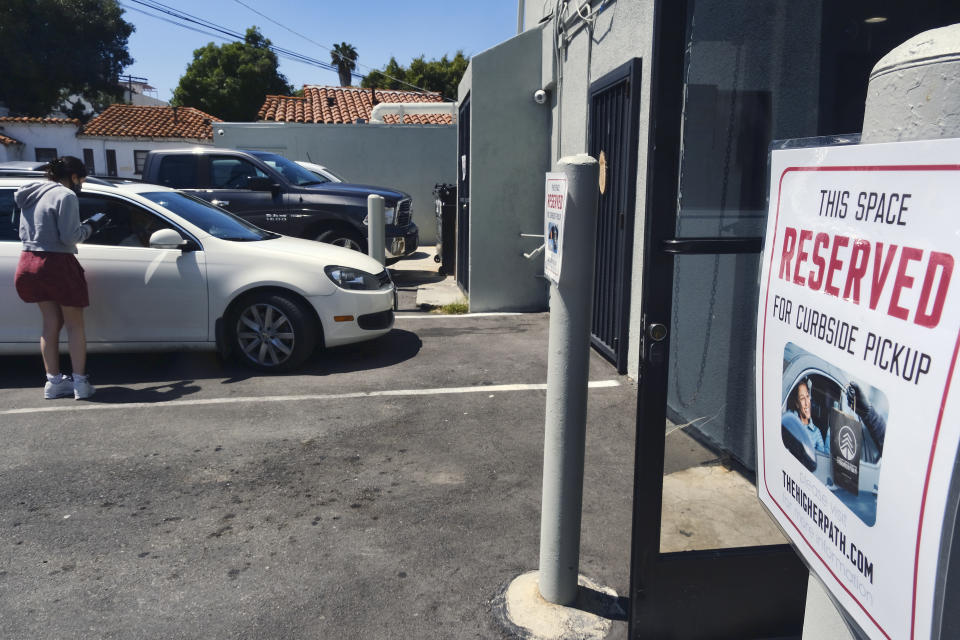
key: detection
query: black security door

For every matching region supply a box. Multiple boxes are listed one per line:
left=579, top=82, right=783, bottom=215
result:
left=456, top=95, right=471, bottom=293
left=629, top=1, right=960, bottom=638
left=589, top=60, right=641, bottom=374
left=628, top=1, right=807, bottom=637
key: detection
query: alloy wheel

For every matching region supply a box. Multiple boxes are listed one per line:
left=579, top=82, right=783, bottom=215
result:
left=236, top=302, right=296, bottom=367
left=330, top=236, right=363, bottom=252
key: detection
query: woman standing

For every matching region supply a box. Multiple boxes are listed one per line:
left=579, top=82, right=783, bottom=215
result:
left=14, top=156, right=107, bottom=400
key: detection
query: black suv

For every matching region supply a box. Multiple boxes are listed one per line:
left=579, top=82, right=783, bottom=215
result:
left=141, top=148, right=418, bottom=258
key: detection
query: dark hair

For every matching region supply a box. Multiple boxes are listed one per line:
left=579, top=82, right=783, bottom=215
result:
left=790, top=378, right=810, bottom=413
left=43, top=156, right=87, bottom=182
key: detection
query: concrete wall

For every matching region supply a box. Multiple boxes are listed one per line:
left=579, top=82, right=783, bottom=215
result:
left=0, top=121, right=213, bottom=179
left=458, top=28, right=552, bottom=312
left=524, top=0, right=656, bottom=378
left=213, top=122, right=456, bottom=245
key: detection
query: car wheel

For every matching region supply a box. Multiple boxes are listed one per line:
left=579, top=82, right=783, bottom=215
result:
left=316, top=228, right=366, bottom=253
left=230, top=293, right=316, bottom=371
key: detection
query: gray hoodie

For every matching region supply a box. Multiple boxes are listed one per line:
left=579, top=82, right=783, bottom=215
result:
left=14, top=181, right=92, bottom=253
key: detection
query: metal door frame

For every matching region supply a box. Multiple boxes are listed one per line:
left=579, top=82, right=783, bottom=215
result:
left=627, top=1, right=808, bottom=637
left=456, top=94, right=471, bottom=294
left=588, top=59, right=641, bottom=374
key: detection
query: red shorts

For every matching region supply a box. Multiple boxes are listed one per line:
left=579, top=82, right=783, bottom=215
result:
left=14, top=251, right=89, bottom=308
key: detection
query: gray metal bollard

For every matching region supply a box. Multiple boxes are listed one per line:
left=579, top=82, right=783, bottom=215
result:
left=367, top=194, right=385, bottom=265
left=803, top=23, right=960, bottom=640
left=862, top=24, right=960, bottom=143
left=538, top=154, right=600, bottom=605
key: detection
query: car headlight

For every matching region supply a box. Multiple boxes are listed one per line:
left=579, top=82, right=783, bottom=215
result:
left=324, top=265, right=383, bottom=290
left=362, top=207, right=396, bottom=225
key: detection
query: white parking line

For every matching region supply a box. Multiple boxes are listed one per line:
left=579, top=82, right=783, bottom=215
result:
left=1, top=380, right=621, bottom=416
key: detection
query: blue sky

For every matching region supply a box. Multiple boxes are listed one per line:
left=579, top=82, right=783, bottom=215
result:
left=121, top=0, right=519, bottom=101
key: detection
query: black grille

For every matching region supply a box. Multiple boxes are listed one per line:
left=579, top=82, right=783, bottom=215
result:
left=375, top=270, right=392, bottom=289
left=357, top=309, right=394, bottom=330
left=395, top=199, right=411, bottom=226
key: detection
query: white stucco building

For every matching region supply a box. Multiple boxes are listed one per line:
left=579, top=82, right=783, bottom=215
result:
left=0, top=106, right=220, bottom=178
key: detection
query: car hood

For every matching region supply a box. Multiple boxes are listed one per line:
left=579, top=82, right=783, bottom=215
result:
left=299, top=182, right=409, bottom=201
left=244, top=234, right=387, bottom=273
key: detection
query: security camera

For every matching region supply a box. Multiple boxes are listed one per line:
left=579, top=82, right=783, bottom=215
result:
left=533, top=89, right=548, bottom=105
left=217, top=128, right=225, bottom=136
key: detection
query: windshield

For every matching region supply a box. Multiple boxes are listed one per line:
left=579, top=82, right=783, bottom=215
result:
left=141, top=191, right=275, bottom=241
left=255, top=152, right=328, bottom=186
left=319, top=167, right=345, bottom=182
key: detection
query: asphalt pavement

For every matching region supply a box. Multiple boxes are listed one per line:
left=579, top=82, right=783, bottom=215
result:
left=0, top=256, right=783, bottom=639
left=0, top=311, right=643, bottom=639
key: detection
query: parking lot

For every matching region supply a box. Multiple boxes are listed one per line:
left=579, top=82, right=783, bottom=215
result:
left=0, top=311, right=646, bottom=639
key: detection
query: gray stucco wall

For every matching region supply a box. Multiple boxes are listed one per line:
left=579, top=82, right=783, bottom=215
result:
left=536, top=0, right=656, bottom=379
left=213, top=122, right=456, bottom=245
left=458, top=28, right=551, bottom=312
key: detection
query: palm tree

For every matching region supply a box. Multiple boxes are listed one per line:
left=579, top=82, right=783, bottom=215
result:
left=331, top=42, right=358, bottom=87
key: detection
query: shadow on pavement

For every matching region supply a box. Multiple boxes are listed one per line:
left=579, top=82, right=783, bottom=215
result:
left=86, top=379, right=203, bottom=404
left=390, top=269, right=446, bottom=287
left=0, top=329, right=422, bottom=390
left=576, top=585, right=629, bottom=622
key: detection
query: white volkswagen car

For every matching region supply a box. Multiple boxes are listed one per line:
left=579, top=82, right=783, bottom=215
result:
left=294, top=160, right=345, bottom=183
left=0, top=176, right=395, bottom=371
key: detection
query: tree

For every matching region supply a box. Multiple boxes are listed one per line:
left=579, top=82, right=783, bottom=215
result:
left=0, top=0, right=134, bottom=118
left=361, top=52, right=469, bottom=101
left=173, top=27, right=292, bottom=121
left=331, top=42, right=358, bottom=87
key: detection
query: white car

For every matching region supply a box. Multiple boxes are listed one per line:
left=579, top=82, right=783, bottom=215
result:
left=0, top=177, right=395, bottom=371
left=294, top=160, right=345, bottom=183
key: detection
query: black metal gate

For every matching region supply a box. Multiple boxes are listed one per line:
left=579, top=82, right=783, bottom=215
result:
left=628, top=2, right=807, bottom=637
left=588, top=61, right=641, bottom=373
left=456, top=95, right=471, bottom=293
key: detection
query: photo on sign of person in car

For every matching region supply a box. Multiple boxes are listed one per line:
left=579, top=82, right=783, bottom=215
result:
left=781, top=342, right=888, bottom=526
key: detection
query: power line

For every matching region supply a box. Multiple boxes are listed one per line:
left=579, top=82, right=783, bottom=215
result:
left=123, top=0, right=449, bottom=98
left=226, top=0, right=447, bottom=96
left=228, top=0, right=361, bottom=79
left=227, top=0, right=449, bottom=97
left=228, top=0, right=426, bottom=91
left=124, top=0, right=340, bottom=73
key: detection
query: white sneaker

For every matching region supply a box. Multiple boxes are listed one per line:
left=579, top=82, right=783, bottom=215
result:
left=44, top=374, right=74, bottom=399
left=73, top=374, right=96, bottom=400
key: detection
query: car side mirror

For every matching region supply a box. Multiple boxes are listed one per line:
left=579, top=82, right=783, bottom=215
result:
left=247, top=176, right=276, bottom=191
left=149, top=228, right=187, bottom=250
left=781, top=411, right=818, bottom=471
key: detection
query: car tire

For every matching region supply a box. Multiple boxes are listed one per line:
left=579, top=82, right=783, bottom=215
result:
left=229, top=293, right=317, bottom=372
left=316, top=227, right=366, bottom=253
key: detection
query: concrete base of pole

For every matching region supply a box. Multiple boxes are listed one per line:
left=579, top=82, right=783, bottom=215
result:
left=493, top=571, right=622, bottom=639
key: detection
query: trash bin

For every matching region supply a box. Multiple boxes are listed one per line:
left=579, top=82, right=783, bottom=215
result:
left=433, top=183, right=456, bottom=276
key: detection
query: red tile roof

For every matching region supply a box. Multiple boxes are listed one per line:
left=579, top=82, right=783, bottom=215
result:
left=258, top=86, right=452, bottom=125
left=0, top=133, right=23, bottom=146
left=0, top=117, right=81, bottom=126
left=80, top=105, right=221, bottom=140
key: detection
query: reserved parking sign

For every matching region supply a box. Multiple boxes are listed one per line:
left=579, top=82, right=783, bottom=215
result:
left=544, top=173, right=567, bottom=284
left=755, top=138, right=960, bottom=639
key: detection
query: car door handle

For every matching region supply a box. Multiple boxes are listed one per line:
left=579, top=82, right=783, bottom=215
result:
left=211, top=199, right=230, bottom=207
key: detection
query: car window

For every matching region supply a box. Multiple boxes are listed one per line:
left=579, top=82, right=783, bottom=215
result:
left=157, top=155, right=197, bottom=189
left=141, top=191, right=274, bottom=241
left=78, top=194, right=178, bottom=248
left=209, top=157, right=268, bottom=189
left=0, top=189, right=19, bottom=242
left=303, top=170, right=332, bottom=184
left=255, top=153, right=325, bottom=186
